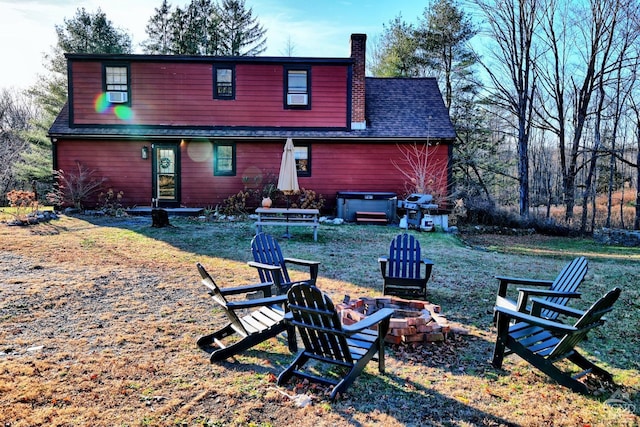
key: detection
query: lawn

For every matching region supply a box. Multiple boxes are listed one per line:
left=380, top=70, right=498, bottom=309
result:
left=0, top=214, right=638, bottom=426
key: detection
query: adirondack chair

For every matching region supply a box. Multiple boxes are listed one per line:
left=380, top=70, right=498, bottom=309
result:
left=378, top=233, right=434, bottom=300
left=495, top=256, right=587, bottom=321
left=195, top=262, right=296, bottom=362
left=278, top=283, right=394, bottom=401
left=492, top=287, right=621, bottom=394
left=248, top=232, right=320, bottom=295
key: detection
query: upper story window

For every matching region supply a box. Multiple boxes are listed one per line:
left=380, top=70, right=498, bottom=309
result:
left=104, top=64, right=129, bottom=104
left=213, top=142, right=236, bottom=176
left=284, top=66, right=311, bottom=109
left=214, top=65, right=235, bottom=99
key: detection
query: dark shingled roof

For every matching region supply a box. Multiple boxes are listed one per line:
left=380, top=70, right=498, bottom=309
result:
left=49, top=77, right=455, bottom=141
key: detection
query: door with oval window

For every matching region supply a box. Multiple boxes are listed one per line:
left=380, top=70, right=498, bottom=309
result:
left=152, top=143, right=180, bottom=207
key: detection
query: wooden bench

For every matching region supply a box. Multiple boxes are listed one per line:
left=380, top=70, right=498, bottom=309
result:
left=255, top=208, right=320, bottom=241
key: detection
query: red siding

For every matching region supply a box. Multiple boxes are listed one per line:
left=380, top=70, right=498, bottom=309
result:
left=70, top=62, right=348, bottom=128
left=56, top=139, right=449, bottom=212
left=56, top=140, right=153, bottom=206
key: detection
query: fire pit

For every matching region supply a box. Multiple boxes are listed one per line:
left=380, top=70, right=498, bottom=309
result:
left=336, top=296, right=468, bottom=344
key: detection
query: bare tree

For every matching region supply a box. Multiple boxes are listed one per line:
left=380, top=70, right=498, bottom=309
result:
left=280, top=35, right=296, bottom=56
left=475, top=0, right=540, bottom=218
left=0, top=89, right=37, bottom=200
left=391, top=143, right=450, bottom=204
left=562, top=0, right=630, bottom=221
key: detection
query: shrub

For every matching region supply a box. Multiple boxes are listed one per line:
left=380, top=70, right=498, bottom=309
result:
left=97, top=188, right=125, bottom=216
left=218, top=190, right=256, bottom=216
left=4, top=190, right=38, bottom=224
left=48, top=162, right=107, bottom=210
left=289, top=188, right=325, bottom=211
left=454, top=197, right=582, bottom=237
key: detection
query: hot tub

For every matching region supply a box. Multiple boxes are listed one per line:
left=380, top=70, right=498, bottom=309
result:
left=336, top=191, right=397, bottom=222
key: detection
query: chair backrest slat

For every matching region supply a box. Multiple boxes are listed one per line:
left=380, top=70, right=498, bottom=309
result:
left=548, top=287, right=621, bottom=359
left=197, top=262, right=247, bottom=335
left=542, top=256, right=588, bottom=318
left=388, top=233, right=422, bottom=279
left=288, top=284, right=352, bottom=363
left=251, top=233, right=291, bottom=285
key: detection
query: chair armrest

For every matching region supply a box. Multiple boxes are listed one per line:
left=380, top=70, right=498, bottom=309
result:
left=226, top=294, right=288, bottom=310
left=515, top=289, right=581, bottom=312
left=517, top=289, right=581, bottom=298
left=284, top=257, right=320, bottom=267
left=217, top=282, right=273, bottom=296
left=529, top=297, right=587, bottom=318
left=494, top=301, right=577, bottom=334
left=247, top=261, right=281, bottom=272
left=495, top=275, right=554, bottom=297
left=343, top=308, right=394, bottom=334
left=422, top=258, right=434, bottom=265
left=284, top=257, right=320, bottom=281
left=378, top=257, right=389, bottom=277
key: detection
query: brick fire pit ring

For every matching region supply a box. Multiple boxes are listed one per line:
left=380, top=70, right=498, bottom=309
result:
left=336, top=296, right=468, bottom=344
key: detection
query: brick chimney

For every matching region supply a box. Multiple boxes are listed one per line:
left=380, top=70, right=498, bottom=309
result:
left=350, top=34, right=366, bottom=130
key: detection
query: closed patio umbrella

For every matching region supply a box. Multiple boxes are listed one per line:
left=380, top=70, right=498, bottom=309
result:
left=277, top=138, right=299, bottom=238
left=277, top=138, right=300, bottom=194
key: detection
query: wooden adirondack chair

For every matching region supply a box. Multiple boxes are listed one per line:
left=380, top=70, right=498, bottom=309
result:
left=195, top=262, right=296, bottom=362
left=278, top=284, right=394, bottom=401
left=495, top=256, right=587, bottom=321
left=378, top=233, right=434, bottom=300
left=248, top=232, right=320, bottom=294
left=492, top=287, right=621, bottom=394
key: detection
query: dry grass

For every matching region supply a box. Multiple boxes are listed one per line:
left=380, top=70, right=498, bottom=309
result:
left=539, top=190, right=638, bottom=230
left=0, top=214, right=639, bottom=426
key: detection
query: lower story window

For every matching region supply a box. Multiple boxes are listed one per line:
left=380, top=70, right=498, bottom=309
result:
left=214, top=142, right=236, bottom=176
left=294, top=143, right=311, bottom=176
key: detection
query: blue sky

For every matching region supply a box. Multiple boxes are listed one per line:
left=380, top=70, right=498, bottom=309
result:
left=0, top=0, right=435, bottom=91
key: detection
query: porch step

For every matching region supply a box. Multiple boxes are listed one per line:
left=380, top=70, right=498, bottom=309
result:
left=356, top=211, right=388, bottom=225
left=126, top=207, right=204, bottom=217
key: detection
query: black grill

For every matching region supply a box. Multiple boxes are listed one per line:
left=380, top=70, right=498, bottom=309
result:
left=397, top=193, right=438, bottom=230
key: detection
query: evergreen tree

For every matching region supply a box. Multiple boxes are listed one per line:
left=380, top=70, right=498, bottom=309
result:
left=415, top=0, right=477, bottom=110
left=370, top=16, right=421, bottom=77
left=16, top=8, right=132, bottom=185
left=142, top=0, right=174, bottom=54
left=55, top=8, right=132, bottom=55
left=216, top=0, right=267, bottom=56
left=143, top=0, right=266, bottom=56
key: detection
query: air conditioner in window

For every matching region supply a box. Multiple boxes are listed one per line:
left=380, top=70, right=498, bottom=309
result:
left=287, top=93, right=308, bottom=105
left=106, top=91, right=128, bottom=103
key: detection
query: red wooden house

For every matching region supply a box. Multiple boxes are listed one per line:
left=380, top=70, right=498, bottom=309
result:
left=49, top=34, right=455, bottom=214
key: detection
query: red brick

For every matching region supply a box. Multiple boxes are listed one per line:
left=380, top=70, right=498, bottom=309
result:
left=389, top=318, right=409, bottom=329
left=425, top=333, right=445, bottom=342
left=417, top=324, right=440, bottom=333
left=389, top=327, right=415, bottom=336
left=341, top=317, right=357, bottom=326
left=406, top=316, right=427, bottom=326
left=384, top=334, right=403, bottom=345
left=402, top=333, right=426, bottom=343
left=409, top=301, right=427, bottom=309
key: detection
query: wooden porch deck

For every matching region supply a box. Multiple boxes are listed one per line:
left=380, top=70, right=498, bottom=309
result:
left=126, top=207, right=204, bottom=217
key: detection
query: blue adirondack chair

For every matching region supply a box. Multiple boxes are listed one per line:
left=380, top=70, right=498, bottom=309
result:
left=378, top=233, right=434, bottom=300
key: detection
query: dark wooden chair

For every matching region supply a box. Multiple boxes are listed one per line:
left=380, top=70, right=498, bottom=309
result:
left=495, top=256, right=587, bottom=321
left=492, top=287, right=621, bottom=394
left=278, top=284, right=394, bottom=401
left=248, top=232, right=320, bottom=295
left=195, top=262, right=296, bottom=362
left=378, top=233, right=433, bottom=300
